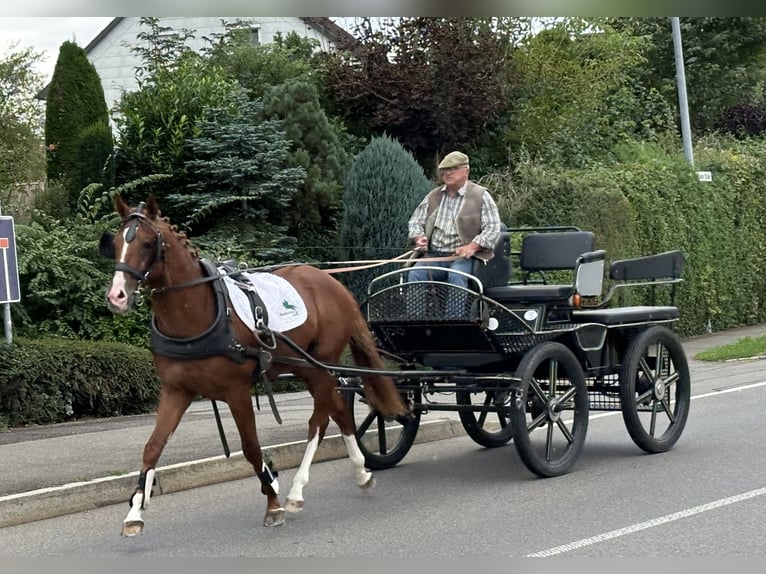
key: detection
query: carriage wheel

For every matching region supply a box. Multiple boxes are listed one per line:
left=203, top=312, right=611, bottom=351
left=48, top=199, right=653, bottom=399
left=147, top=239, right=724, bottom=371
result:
left=510, top=341, right=589, bottom=478
left=343, top=386, right=421, bottom=471
left=456, top=387, right=514, bottom=448
left=619, top=325, right=690, bottom=453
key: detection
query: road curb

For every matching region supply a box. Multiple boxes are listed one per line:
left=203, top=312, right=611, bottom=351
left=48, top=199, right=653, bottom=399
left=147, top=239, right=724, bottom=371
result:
left=0, top=418, right=464, bottom=529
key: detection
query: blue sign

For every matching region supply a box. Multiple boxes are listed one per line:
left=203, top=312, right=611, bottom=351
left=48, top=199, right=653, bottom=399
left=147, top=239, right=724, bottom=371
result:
left=0, top=216, right=20, bottom=303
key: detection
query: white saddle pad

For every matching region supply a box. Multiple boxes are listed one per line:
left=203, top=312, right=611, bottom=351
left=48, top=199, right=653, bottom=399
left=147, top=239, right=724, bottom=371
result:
left=219, top=268, right=308, bottom=333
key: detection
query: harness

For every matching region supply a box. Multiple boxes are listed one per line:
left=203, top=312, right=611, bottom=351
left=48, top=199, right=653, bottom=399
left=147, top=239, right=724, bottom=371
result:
left=150, top=260, right=250, bottom=364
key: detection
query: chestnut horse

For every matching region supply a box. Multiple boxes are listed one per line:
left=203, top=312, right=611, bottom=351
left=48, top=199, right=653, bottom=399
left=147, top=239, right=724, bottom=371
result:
left=102, top=194, right=407, bottom=536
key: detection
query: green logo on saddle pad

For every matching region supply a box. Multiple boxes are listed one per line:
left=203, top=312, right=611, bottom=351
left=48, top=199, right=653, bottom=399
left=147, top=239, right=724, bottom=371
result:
left=281, top=299, right=298, bottom=316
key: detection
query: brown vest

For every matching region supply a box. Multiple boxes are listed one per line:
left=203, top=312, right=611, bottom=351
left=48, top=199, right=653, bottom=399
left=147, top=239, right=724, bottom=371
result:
left=424, top=180, right=494, bottom=262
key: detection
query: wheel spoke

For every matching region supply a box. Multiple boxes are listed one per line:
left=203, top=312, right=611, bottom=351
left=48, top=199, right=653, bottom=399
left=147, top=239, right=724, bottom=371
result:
left=357, top=403, right=376, bottom=434
left=548, top=360, right=558, bottom=398
left=555, top=418, right=575, bottom=443
left=529, top=377, right=548, bottom=403
left=649, top=400, right=658, bottom=436
left=639, top=356, right=656, bottom=382
left=660, top=396, right=676, bottom=423
left=527, top=411, right=547, bottom=432
left=545, top=422, right=554, bottom=460
left=376, top=414, right=388, bottom=454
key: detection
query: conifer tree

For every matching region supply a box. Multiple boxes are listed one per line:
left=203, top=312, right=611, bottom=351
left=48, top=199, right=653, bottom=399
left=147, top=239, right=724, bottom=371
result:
left=339, top=134, right=433, bottom=302
left=261, top=80, right=351, bottom=261
left=44, top=41, right=111, bottom=211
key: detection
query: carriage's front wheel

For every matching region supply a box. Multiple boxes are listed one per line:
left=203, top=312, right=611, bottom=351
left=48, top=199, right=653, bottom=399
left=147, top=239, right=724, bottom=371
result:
left=456, top=387, right=514, bottom=448
left=619, top=325, right=690, bottom=453
left=510, top=341, right=589, bottom=478
left=343, top=384, right=421, bottom=470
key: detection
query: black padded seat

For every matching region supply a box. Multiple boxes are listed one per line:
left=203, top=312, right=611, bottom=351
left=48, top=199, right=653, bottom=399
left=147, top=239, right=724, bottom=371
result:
left=485, top=284, right=573, bottom=302
left=571, top=306, right=679, bottom=326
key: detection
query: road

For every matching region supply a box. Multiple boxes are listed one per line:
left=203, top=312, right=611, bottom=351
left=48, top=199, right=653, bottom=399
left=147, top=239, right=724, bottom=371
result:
left=1, top=375, right=764, bottom=557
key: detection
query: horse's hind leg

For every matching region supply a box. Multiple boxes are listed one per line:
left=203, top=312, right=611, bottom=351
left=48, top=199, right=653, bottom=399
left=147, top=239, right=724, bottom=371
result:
left=284, top=371, right=336, bottom=514
left=332, top=388, right=375, bottom=490
left=122, top=385, right=193, bottom=537
left=226, top=385, right=284, bottom=527
left=285, top=373, right=373, bottom=514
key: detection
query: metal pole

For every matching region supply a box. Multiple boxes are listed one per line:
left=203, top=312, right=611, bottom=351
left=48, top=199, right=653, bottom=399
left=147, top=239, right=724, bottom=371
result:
left=671, top=17, right=694, bottom=167
left=0, top=204, right=11, bottom=345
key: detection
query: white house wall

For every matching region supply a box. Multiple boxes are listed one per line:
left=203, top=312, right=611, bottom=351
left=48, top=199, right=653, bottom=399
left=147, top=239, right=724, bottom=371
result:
left=86, top=17, right=336, bottom=112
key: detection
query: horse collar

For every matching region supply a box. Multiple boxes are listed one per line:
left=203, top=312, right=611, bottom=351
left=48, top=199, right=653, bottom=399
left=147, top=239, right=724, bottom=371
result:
left=150, top=260, right=249, bottom=364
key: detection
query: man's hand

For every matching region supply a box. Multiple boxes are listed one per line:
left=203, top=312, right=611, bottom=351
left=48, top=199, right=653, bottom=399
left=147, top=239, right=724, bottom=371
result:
left=412, top=235, right=428, bottom=251
left=455, top=241, right=481, bottom=259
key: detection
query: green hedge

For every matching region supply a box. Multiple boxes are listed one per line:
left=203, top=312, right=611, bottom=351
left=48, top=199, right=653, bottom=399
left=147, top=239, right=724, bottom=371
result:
left=491, top=137, right=766, bottom=336
left=0, top=337, right=160, bottom=428
left=0, top=337, right=310, bottom=429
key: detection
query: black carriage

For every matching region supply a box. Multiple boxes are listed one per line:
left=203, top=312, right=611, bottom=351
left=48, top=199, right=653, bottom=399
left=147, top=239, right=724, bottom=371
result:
left=341, top=226, right=691, bottom=478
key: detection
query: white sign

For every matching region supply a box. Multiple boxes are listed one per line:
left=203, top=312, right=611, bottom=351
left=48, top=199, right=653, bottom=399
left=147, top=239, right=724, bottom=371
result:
left=697, top=171, right=713, bottom=182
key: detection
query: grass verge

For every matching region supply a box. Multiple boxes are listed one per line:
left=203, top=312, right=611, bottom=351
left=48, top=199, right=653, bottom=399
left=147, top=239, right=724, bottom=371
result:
left=694, top=334, right=766, bottom=361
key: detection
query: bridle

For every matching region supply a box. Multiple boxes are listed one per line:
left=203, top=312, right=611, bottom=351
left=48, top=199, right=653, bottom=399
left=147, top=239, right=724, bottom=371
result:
left=115, top=202, right=166, bottom=285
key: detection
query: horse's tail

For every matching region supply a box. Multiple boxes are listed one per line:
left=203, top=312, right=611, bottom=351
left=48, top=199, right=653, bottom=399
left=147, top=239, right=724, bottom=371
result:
left=348, top=312, right=408, bottom=418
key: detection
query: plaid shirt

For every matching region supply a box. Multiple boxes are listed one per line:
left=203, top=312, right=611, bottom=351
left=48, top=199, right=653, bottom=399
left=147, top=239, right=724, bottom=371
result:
left=408, top=183, right=502, bottom=252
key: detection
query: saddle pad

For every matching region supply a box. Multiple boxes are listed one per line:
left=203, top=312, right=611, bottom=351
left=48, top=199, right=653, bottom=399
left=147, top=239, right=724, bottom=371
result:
left=219, top=269, right=308, bottom=333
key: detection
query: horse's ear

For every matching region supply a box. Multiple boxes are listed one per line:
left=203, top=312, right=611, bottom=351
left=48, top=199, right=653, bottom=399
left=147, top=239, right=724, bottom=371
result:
left=145, top=194, right=161, bottom=219
left=114, top=194, right=130, bottom=218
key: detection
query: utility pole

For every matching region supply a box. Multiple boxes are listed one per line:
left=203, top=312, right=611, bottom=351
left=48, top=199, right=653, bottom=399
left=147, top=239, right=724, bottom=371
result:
left=671, top=17, right=694, bottom=167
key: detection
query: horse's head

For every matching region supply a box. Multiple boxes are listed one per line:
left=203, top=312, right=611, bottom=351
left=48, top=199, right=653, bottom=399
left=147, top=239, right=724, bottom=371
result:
left=102, top=194, right=166, bottom=315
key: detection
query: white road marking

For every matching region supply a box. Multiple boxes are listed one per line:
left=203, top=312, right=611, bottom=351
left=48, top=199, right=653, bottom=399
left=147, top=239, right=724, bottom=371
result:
left=526, top=486, right=766, bottom=557
left=527, top=379, right=766, bottom=557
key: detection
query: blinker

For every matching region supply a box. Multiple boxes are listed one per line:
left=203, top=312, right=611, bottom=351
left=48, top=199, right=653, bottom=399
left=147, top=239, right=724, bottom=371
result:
left=99, top=232, right=116, bottom=259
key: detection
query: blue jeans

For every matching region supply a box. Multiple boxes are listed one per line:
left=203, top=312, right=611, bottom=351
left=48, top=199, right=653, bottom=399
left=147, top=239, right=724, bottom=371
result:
left=407, top=256, right=474, bottom=319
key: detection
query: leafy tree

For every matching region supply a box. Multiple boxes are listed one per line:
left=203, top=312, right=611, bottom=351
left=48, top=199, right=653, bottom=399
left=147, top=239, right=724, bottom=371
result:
left=603, top=17, right=766, bottom=135
left=168, top=91, right=305, bottom=264
left=506, top=19, right=656, bottom=168
left=321, top=17, right=520, bottom=175
left=261, top=80, right=352, bottom=261
left=12, top=179, right=169, bottom=345
left=0, top=43, right=46, bottom=215
left=202, top=22, right=319, bottom=100
left=44, top=40, right=110, bottom=210
left=339, top=134, right=433, bottom=302
left=113, top=54, right=238, bottom=206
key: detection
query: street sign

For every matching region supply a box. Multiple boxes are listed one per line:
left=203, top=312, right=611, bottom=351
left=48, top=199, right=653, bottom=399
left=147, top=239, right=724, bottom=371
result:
left=0, top=216, right=21, bottom=303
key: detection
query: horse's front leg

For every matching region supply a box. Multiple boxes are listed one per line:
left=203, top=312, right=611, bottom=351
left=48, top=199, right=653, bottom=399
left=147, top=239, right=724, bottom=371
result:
left=226, top=386, right=284, bottom=527
left=122, top=386, right=193, bottom=537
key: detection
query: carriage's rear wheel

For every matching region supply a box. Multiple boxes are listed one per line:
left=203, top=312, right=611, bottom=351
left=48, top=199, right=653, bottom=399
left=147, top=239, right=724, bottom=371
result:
left=619, top=325, right=690, bottom=453
left=456, top=387, right=514, bottom=447
left=343, top=384, right=421, bottom=470
left=510, top=341, right=589, bottom=477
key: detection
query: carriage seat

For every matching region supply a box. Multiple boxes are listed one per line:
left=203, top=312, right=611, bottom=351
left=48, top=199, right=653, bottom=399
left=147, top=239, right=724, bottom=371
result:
left=571, top=305, right=679, bottom=325
left=471, top=222, right=511, bottom=289
left=570, top=249, right=685, bottom=325
left=485, top=230, right=596, bottom=302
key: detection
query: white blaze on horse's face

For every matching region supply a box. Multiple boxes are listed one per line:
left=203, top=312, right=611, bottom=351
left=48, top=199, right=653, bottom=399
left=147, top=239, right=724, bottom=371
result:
left=106, top=226, right=138, bottom=315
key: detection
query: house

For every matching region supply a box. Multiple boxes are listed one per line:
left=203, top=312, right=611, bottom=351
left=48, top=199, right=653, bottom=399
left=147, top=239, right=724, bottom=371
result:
left=37, top=17, right=356, bottom=110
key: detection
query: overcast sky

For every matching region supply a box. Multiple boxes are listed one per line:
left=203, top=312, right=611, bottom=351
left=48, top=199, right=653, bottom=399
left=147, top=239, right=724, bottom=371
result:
left=0, top=16, right=113, bottom=82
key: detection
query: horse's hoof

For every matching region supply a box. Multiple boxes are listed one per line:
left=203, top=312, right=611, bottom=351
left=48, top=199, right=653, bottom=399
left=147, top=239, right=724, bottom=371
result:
left=121, top=520, right=144, bottom=537
left=264, top=507, right=285, bottom=527
left=285, top=498, right=304, bottom=513
left=359, top=474, right=376, bottom=490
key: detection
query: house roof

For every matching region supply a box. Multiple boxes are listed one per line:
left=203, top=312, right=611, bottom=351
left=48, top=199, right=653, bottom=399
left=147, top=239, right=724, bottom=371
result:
left=36, top=17, right=357, bottom=100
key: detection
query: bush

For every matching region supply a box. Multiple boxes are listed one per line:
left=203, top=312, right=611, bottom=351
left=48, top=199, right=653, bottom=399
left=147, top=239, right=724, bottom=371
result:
left=339, top=134, right=433, bottom=302
left=0, top=337, right=160, bottom=428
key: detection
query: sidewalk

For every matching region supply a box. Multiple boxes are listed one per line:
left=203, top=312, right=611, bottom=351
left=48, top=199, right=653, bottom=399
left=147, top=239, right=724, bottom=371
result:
left=1, top=323, right=764, bottom=528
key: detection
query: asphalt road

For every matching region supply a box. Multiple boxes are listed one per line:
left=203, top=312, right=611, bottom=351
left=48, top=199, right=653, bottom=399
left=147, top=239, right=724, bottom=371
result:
left=1, top=375, right=764, bottom=557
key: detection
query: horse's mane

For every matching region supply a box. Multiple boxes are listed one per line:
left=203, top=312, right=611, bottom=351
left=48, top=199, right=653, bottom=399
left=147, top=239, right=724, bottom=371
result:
left=158, top=214, right=200, bottom=259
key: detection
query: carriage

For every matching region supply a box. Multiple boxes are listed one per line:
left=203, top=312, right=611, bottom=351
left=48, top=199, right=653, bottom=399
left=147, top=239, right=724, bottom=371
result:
left=338, top=225, right=690, bottom=479
left=104, top=195, right=691, bottom=533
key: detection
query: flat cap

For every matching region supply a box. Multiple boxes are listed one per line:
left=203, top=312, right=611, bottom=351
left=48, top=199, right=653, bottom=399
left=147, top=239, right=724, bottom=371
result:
left=438, top=151, right=469, bottom=169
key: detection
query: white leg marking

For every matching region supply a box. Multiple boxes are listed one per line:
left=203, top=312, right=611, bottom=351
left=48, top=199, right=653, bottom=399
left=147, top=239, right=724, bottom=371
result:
left=342, top=434, right=373, bottom=487
left=285, top=433, right=319, bottom=512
